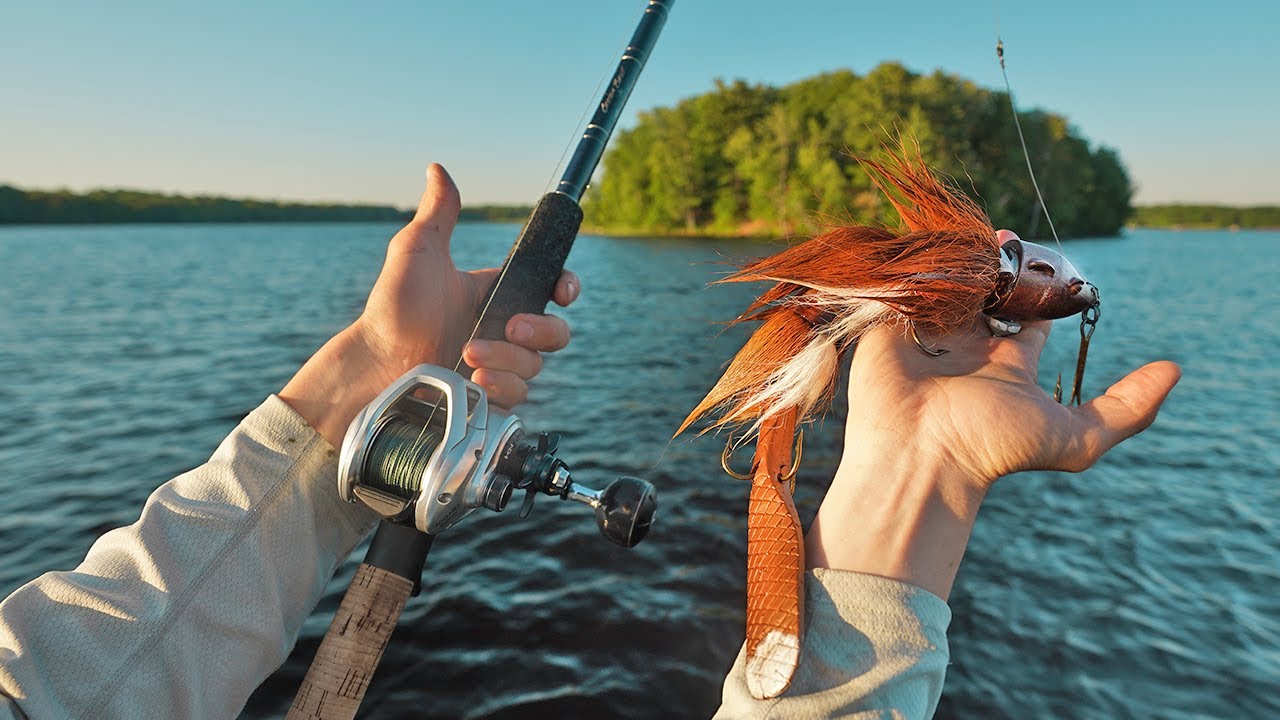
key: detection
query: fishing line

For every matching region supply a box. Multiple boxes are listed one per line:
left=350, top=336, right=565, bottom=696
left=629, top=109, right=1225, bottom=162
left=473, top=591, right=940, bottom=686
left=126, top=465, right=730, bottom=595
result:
left=420, top=5, right=644, bottom=440
left=406, top=56, right=617, bottom=448
left=544, top=37, right=622, bottom=196
left=364, top=417, right=444, bottom=497
left=996, top=35, right=1066, bottom=257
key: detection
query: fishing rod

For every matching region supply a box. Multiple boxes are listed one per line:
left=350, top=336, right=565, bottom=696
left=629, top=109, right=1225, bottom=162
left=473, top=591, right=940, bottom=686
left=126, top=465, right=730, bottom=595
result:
left=287, top=3, right=671, bottom=718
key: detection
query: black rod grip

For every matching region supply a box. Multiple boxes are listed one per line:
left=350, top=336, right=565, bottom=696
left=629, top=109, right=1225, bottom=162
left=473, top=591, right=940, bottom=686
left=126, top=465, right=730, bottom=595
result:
left=475, top=192, right=583, bottom=342
left=364, top=523, right=433, bottom=594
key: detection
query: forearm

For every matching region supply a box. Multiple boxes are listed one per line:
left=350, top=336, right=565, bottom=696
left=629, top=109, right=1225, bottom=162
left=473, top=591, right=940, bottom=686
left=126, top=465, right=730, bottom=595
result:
left=805, top=426, right=988, bottom=601
left=0, top=397, right=376, bottom=719
left=717, top=433, right=972, bottom=718
left=280, top=323, right=388, bottom=450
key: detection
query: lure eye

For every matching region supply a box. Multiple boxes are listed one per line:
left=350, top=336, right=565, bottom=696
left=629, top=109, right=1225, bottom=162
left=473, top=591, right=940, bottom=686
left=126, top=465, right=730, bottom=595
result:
left=1027, top=260, right=1056, bottom=277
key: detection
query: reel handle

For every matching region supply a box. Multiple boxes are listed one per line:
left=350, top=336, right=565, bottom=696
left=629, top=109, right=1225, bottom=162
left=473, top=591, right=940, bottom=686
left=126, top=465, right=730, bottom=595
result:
left=566, top=476, right=657, bottom=548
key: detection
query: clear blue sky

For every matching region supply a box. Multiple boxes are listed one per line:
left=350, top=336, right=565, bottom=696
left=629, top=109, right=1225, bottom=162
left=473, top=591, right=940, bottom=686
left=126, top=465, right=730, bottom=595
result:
left=2, top=0, right=1274, bottom=207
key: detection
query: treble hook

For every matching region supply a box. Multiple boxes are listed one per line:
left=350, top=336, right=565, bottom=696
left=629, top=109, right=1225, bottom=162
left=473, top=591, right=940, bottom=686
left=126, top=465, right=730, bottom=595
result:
left=909, top=320, right=949, bottom=356
left=1066, top=297, right=1101, bottom=405
left=721, top=429, right=805, bottom=494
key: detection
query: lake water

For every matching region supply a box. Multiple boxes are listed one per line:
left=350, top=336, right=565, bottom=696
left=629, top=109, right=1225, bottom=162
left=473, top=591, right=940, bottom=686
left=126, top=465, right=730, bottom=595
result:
left=0, top=223, right=1276, bottom=718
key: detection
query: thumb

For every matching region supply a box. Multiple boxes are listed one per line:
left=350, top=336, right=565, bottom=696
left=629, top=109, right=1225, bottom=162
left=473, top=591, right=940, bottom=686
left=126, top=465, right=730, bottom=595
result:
left=1070, top=360, right=1181, bottom=469
left=395, top=163, right=462, bottom=254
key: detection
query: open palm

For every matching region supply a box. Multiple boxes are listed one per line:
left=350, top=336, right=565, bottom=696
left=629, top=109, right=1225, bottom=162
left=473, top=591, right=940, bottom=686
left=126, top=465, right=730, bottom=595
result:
left=844, top=316, right=1181, bottom=491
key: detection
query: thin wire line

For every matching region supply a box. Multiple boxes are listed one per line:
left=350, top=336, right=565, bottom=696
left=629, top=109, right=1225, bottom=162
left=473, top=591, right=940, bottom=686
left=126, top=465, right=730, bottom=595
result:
left=452, top=12, right=625, bottom=381
left=997, top=36, right=1065, bottom=257
left=546, top=48, right=618, bottom=196
left=409, top=15, right=622, bottom=449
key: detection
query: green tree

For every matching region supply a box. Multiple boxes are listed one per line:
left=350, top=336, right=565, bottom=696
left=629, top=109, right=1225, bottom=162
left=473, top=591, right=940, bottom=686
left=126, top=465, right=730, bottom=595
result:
left=586, top=61, right=1137, bottom=238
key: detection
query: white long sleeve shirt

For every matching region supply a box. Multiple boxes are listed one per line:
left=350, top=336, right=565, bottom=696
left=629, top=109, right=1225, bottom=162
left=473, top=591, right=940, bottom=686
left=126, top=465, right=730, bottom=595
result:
left=0, top=397, right=950, bottom=719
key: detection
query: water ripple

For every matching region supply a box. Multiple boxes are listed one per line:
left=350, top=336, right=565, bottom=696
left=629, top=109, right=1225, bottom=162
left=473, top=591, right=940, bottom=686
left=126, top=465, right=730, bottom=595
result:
left=1, top=225, right=1277, bottom=718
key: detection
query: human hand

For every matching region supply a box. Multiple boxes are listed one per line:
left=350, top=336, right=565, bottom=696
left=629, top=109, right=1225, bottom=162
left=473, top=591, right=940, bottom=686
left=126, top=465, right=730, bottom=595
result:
left=806, top=232, right=1180, bottom=598
left=840, top=317, right=1181, bottom=493
left=281, top=164, right=578, bottom=448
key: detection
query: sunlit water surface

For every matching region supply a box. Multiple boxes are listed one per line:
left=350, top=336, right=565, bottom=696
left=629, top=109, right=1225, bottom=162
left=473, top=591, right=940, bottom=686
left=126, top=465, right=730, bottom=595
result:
left=0, top=224, right=1276, bottom=718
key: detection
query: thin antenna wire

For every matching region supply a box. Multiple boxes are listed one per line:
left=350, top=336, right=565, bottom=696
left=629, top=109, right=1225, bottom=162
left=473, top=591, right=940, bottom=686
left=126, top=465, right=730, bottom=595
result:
left=997, top=37, right=1065, bottom=255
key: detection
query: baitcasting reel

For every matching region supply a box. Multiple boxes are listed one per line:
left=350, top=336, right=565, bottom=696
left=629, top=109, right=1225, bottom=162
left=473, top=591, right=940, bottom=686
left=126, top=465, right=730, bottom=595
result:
left=338, top=364, right=656, bottom=547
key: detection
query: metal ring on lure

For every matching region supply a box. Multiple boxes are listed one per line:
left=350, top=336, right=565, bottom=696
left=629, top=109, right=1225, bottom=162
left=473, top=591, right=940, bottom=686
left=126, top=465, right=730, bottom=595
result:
left=722, top=430, right=804, bottom=492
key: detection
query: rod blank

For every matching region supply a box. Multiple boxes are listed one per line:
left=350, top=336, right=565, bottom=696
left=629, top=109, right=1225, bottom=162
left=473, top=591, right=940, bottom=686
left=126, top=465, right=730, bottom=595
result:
left=556, top=0, right=673, bottom=201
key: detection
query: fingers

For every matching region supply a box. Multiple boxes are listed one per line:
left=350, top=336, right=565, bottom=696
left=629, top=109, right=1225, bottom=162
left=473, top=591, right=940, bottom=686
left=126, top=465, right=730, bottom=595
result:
left=1005, top=318, right=1051, bottom=350
left=461, top=308, right=570, bottom=377
left=392, top=163, right=461, bottom=255
left=552, top=270, right=581, bottom=307
left=462, top=339, right=542, bottom=381
left=461, top=311, right=572, bottom=408
left=504, top=312, right=571, bottom=352
left=989, top=319, right=1051, bottom=381
left=469, top=368, right=529, bottom=409
left=1089, top=360, right=1182, bottom=442
left=1067, top=361, right=1182, bottom=470
left=463, top=340, right=539, bottom=408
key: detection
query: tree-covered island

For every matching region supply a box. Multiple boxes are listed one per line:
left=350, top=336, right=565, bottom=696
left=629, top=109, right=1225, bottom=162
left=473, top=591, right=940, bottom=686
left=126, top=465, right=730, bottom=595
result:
left=584, top=62, right=1132, bottom=239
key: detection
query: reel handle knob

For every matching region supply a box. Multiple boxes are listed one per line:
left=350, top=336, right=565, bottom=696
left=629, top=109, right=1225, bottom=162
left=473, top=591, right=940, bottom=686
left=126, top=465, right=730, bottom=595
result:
left=598, top=476, right=656, bottom=548
left=573, top=476, right=656, bottom=548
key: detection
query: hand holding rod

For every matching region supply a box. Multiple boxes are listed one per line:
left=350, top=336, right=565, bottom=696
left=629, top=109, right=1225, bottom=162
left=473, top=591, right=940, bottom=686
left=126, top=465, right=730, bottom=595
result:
left=475, top=0, right=672, bottom=338
left=289, top=4, right=672, bottom=718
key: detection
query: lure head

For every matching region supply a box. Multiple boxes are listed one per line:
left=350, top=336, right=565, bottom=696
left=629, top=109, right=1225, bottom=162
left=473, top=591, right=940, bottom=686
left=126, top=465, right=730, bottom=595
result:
left=986, top=233, right=1098, bottom=322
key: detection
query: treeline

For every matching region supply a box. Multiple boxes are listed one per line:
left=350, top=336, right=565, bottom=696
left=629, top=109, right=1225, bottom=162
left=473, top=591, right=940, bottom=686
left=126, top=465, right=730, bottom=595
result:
left=0, top=185, right=407, bottom=224
left=585, top=62, right=1132, bottom=238
left=1131, top=204, right=1280, bottom=229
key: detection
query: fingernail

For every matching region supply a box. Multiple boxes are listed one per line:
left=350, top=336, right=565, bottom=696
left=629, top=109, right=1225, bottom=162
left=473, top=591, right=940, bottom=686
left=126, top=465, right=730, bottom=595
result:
left=511, top=320, right=533, bottom=343
left=565, top=277, right=579, bottom=302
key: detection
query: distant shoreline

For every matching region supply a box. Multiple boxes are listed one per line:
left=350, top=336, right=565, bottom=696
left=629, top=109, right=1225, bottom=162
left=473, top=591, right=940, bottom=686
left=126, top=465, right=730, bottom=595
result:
left=1129, top=224, right=1280, bottom=232
left=0, top=183, right=535, bottom=226
left=3, top=183, right=1275, bottom=231
left=1128, top=204, right=1280, bottom=231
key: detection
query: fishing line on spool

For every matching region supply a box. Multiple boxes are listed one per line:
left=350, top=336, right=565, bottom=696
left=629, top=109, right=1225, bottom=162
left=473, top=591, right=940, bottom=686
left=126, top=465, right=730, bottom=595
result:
left=362, top=416, right=444, bottom=497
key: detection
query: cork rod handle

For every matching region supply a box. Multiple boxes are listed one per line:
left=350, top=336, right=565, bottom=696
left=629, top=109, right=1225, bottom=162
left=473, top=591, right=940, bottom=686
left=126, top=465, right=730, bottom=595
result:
left=286, top=564, right=414, bottom=720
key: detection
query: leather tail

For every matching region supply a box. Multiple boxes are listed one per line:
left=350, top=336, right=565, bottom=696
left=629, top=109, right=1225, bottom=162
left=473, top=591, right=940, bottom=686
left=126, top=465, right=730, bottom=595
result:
left=744, top=408, right=804, bottom=699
